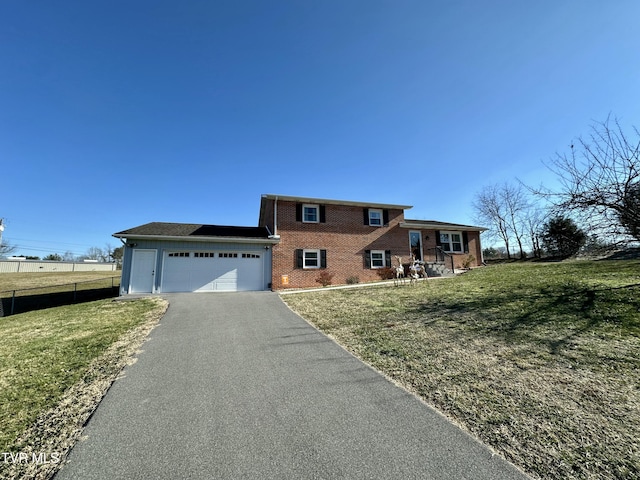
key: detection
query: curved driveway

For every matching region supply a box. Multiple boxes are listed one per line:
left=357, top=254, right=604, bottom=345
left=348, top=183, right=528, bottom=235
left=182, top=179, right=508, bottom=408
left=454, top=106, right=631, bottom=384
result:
left=55, top=292, right=529, bottom=480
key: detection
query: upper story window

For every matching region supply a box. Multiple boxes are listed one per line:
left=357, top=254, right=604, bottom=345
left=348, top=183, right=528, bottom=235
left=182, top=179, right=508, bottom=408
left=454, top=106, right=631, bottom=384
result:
left=368, top=209, right=383, bottom=226
left=364, top=208, right=389, bottom=227
left=440, top=231, right=463, bottom=253
left=303, top=204, right=319, bottom=223
left=296, top=203, right=326, bottom=223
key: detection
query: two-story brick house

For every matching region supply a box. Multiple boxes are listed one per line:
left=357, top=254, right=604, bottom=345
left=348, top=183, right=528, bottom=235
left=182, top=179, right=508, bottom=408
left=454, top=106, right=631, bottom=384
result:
left=114, top=194, right=486, bottom=294
left=259, top=194, right=486, bottom=289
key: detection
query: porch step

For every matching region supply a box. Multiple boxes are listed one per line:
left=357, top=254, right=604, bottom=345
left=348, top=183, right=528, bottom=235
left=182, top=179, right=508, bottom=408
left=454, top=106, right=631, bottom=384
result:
left=425, top=262, right=454, bottom=278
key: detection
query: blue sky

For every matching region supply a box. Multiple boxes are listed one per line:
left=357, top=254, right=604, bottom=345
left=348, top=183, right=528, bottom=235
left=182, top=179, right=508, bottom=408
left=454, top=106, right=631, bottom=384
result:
left=2, top=1, right=639, bottom=258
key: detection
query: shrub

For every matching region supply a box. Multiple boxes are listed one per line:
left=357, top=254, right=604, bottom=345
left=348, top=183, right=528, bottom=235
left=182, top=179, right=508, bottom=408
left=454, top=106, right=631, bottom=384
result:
left=461, top=254, right=476, bottom=270
left=346, top=276, right=360, bottom=285
left=376, top=267, right=395, bottom=280
left=315, top=271, right=334, bottom=287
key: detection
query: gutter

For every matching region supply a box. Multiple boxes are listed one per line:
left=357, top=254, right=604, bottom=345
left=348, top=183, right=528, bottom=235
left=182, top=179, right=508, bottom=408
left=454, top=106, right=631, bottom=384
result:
left=111, top=234, right=281, bottom=245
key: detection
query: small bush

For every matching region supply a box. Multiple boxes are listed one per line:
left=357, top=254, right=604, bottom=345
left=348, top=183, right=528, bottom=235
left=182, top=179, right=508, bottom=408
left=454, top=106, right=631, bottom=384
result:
left=461, top=254, right=476, bottom=270
left=376, top=267, right=395, bottom=280
left=346, top=276, right=360, bottom=285
left=315, top=271, right=334, bottom=287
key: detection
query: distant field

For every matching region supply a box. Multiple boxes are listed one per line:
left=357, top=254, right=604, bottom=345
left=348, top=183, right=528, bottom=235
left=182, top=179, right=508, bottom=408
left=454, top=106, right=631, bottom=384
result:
left=0, top=271, right=121, bottom=292
left=283, top=259, right=640, bottom=480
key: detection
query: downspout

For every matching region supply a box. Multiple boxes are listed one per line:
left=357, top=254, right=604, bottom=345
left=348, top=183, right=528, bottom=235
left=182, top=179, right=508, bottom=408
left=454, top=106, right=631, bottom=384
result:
left=273, top=196, right=278, bottom=236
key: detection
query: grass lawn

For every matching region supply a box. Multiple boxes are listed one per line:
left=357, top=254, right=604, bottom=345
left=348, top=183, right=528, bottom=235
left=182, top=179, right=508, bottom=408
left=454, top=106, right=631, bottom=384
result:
left=0, top=296, right=167, bottom=479
left=282, top=260, right=640, bottom=480
left=0, top=271, right=120, bottom=293
left=0, top=272, right=122, bottom=317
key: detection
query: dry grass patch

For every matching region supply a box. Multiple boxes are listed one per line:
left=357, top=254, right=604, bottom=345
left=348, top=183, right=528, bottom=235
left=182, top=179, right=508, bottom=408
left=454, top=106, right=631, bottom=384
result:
left=0, top=271, right=120, bottom=292
left=0, top=297, right=168, bottom=480
left=282, top=260, right=640, bottom=479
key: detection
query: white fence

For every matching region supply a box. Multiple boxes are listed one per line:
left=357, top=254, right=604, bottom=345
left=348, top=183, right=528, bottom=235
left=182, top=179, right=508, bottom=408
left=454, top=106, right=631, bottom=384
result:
left=0, top=260, right=118, bottom=273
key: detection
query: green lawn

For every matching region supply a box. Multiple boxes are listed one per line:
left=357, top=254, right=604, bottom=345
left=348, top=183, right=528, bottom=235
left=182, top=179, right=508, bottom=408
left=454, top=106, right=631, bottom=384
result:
left=282, top=260, right=640, bottom=480
left=0, top=296, right=167, bottom=479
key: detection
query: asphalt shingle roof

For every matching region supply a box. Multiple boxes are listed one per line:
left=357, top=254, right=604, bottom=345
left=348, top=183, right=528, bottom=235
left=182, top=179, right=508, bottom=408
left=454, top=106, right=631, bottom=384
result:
left=113, top=222, right=271, bottom=239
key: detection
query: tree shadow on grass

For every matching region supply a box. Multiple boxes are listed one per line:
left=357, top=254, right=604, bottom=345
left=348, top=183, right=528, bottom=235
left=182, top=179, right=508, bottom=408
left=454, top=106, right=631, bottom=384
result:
left=413, top=281, right=640, bottom=355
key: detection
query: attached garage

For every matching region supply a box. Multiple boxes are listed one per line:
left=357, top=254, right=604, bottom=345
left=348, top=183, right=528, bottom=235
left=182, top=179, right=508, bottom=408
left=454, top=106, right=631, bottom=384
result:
left=114, top=223, right=278, bottom=294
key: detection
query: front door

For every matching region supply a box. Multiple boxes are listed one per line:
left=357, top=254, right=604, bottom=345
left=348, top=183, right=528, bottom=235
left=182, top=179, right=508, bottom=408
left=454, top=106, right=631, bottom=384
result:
left=130, top=249, right=156, bottom=293
left=409, top=231, right=423, bottom=261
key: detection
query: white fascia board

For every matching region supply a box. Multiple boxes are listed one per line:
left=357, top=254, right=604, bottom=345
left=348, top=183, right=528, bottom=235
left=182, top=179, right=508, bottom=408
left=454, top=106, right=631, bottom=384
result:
left=399, top=222, right=488, bottom=232
left=262, top=194, right=412, bottom=211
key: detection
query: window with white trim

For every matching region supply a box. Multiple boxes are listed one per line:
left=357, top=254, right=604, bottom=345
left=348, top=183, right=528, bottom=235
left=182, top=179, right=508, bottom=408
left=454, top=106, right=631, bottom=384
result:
left=370, top=250, right=386, bottom=268
left=368, top=209, right=383, bottom=226
left=440, top=231, right=463, bottom=253
left=303, top=204, right=319, bottom=223
left=303, top=249, right=320, bottom=269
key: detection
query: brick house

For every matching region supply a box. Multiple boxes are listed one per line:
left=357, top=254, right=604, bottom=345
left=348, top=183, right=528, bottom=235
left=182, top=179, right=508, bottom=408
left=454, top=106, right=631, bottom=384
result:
left=259, top=194, right=486, bottom=289
left=114, top=193, right=486, bottom=294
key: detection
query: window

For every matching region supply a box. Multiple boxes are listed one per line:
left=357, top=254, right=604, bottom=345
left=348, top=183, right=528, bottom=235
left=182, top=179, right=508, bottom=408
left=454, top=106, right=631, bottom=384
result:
left=296, top=204, right=325, bottom=223
left=218, top=252, right=238, bottom=258
left=303, top=249, right=320, bottom=268
left=368, top=209, right=383, bottom=226
left=303, top=204, right=319, bottom=223
left=370, top=250, right=386, bottom=268
left=364, top=208, right=388, bottom=227
left=242, top=253, right=260, bottom=259
left=365, top=250, right=390, bottom=269
left=440, top=231, right=463, bottom=253
left=194, top=252, right=215, bottom=258
left=168, top=252, right=189, bottom=257
left=296, top=249, right=327, bottom=269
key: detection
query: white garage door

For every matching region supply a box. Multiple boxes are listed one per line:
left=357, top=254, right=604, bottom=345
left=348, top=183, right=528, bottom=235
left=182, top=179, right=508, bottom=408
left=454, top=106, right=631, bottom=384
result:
left=161, top=251, right=264, bottom=292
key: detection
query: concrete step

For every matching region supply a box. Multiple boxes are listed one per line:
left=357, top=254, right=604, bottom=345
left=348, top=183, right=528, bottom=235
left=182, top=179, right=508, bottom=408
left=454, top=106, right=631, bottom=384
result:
left=425, top=262, right=455, bottom=277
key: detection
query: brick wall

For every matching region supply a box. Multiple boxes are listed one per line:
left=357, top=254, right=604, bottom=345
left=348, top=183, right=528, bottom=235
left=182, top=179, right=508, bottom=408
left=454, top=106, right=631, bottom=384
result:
left=270, top=200, right=411, bottom=289
left=265, top=198, right=484, bottom=289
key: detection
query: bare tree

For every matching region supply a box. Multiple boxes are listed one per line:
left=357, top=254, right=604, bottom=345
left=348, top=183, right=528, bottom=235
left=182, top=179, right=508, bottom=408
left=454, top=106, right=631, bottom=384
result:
left=473, top=182, right=531, bottom=259
left=0, top=241, right=17, bottom=257
left=522, top=206, right=547, bottom=258
left=538, top=116, right=640, bottom=243
left=502, top=183, right=530, bottom=259
left=473, top=184, right=512, bottom=259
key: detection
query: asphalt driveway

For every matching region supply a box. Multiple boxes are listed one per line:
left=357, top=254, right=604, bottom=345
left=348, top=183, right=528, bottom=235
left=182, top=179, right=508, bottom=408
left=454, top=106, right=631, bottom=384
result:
left=55, top=292, right=529, bottom=479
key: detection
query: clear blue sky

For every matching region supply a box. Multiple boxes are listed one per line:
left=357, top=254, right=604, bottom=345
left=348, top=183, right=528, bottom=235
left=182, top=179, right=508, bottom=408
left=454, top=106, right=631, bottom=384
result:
left=2, top=1, right=639, bottom=258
